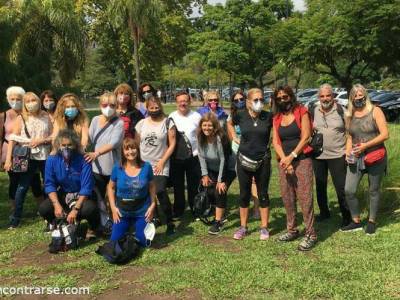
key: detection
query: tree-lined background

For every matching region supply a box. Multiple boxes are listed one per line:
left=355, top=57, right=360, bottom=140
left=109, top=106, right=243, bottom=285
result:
left=1, top=0, right=400, bottom=100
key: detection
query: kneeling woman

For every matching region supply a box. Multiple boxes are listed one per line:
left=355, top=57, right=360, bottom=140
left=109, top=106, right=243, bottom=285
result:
left=197, top=113, right=236, bottom=234
left=107, top=138, right=157, bottom=247
left=39, top=130, right=99, bottom=235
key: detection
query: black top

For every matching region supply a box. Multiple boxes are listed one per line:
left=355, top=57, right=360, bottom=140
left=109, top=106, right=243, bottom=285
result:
left=278, top=120, right=306, bottom=160
left=232, top=110, right=272, bottom=160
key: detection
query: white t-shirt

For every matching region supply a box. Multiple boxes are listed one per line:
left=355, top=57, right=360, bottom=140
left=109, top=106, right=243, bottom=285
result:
left=169, top=110, right=201, bottom=156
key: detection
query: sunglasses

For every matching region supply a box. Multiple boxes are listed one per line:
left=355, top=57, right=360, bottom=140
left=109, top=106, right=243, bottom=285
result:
left=276, top=95, right=290, bottom=101
left=101, top=103, right=116, bottom=108
left=208, top=98, right=219, bottom=102
left=252, top=98, right=264, bottom=103
left=233, top=97, right=245, bottom=102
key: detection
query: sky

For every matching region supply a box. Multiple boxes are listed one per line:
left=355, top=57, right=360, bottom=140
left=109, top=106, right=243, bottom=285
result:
left=207, top=0, right=306, bottom=11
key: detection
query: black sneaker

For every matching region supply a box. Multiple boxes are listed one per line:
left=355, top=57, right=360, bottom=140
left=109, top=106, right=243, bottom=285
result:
left=166, top=223, right=175, bottom=236
left=8, top=218, right=19, bottom=230
left=365, top=222, right=376, bottom=235
left=278, top=231, right=299, bottom=242
left=208, top=221, right=223, bottom=235
left=341, top=217, right=352, bottom=228
left=298, top=235, right=317, bottom=251
left=340, top=222, right=362, bottom=232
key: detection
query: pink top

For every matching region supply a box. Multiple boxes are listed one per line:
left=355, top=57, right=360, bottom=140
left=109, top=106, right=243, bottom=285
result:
left=1, top=110, right=18, bottom=163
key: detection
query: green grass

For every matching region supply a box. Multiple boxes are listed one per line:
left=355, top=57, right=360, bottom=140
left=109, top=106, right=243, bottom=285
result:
left=0, top=123, right=399, bottom=299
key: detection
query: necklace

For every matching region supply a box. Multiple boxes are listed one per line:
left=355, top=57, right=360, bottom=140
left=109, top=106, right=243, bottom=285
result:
left=249, top=114, right=258, bottom=127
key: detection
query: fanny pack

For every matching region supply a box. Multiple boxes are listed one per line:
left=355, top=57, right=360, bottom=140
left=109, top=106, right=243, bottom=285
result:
left=238, top=152, right=268, bottom=172
left=117, top=196, right=147, bottom=212
left=364, top=146, right=386, bottom=166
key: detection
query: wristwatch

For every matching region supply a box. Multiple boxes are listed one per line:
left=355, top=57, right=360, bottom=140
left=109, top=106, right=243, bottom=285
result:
left=290, top=151, right=298, bottom=158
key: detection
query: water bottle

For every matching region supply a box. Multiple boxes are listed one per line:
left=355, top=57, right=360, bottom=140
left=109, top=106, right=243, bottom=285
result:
left=347, top=150, right=356, bottom=164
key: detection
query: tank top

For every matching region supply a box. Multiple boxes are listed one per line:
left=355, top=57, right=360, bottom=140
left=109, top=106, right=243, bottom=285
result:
left=1, top=110, right=17, bottom=163
left=349, top=110, right=379, bottom=145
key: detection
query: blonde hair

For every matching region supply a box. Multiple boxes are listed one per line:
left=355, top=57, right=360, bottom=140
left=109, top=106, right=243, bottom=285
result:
left=113, top=83, right=136, bottom=108
left=247, top=88, right=263, bottom=100
left=22, top=92, right=41, bottom=120
left=54, top=93, right=88, bottom=137
left=145, top=96, right=165, bottom=116
left=346, top=84, right=374, bottom=117
left=204, top=90, right=220, bottom=105
left=99, top=92, right=117, bottom=105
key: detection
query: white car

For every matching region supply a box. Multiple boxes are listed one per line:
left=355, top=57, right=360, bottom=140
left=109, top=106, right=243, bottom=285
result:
left=335, top=91, right=348, bottom=107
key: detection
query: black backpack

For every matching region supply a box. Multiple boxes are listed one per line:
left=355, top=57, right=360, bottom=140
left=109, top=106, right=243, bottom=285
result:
left=167, top=117, right=193, bottom=160
left=193, top=185, right=214, bottom=225
left=96, top=234, right=140, bottom=264
left=48, top=218, right=78, bottom=254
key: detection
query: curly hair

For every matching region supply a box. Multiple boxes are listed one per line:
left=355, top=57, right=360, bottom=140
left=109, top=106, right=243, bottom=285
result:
left=51, top=129, right=83, bottom=155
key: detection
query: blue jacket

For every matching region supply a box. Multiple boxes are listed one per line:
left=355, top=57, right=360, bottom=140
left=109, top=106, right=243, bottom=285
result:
left=45, top=153, right=94, bottom=197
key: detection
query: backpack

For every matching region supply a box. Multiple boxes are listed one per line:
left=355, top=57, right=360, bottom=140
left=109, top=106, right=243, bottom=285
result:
left=48, top=218, right=78, bottom=254
left=167, top=117, right=193, bottom=160
left=193, top=185, right=213, bottom=225
left=96, top=234, right=140, bottom=264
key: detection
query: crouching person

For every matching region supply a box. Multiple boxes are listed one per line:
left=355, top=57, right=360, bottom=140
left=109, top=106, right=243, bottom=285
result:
left=107, top=137, right=157, bottom=247
left=39, top=129, right=100, bottom=239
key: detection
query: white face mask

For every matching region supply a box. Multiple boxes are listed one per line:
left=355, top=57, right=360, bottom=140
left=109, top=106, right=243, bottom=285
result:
left=251, top=101, right=264, bottom=113
left=8, top=100, right=22, bottom=110
left=25, top=101, right=40, bottom=113
left=101, top=106, right=116, bottom=118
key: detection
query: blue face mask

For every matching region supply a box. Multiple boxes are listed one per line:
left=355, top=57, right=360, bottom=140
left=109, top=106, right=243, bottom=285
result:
left=65, top=107, right=79, bottom=120
left=234, top=100, right=246, bottom=109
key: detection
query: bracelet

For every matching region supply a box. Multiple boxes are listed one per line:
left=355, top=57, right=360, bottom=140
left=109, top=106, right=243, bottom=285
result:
left=290, top=151, right=298, bottom=158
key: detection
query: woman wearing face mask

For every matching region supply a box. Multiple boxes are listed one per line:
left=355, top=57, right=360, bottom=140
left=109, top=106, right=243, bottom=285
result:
left=272, top=86, right=316, bottom=251
left=198, top=113, right=236, bottom=234
left=135, top=96, right=176, bottom=235
left=341, top=84, right=389, bottom=235
left=137, top=83, right=157, bottom=117
left=40, top=90, right=58, bottom=124
left=227, top=88, right=273, bottom=241
left=114, top=83, right=144, bottom=138
left=227, top=90, right=260, bottom=219
left=107, top=137, right=157, bottom=247
left=197, top=91, right=228, bottom=128
left=53, top=93, right=89, bottom=149
left=39, top=129, right=100, bottom=239
left=85, top=92, right=124, bottom=235
left=4, top=92, right=52, bottom=228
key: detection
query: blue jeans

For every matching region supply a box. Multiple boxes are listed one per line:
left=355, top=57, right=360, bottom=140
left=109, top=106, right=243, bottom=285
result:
left=12, top=160, right=45, bottom=225
left=110, top=215, right=148, bottom=247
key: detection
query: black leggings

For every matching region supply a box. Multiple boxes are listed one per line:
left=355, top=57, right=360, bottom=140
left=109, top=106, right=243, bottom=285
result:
left=236, top=157, right=271, bottom=208
left=206, top=170, right=236, bottom=208
left=153, top=175, right=173, bottom=223
left=38, top=194, right=99, bottom=230
left=93, top=173, right=111, bottom=226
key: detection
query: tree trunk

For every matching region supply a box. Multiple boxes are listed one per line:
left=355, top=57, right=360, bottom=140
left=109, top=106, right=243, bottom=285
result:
left=128, top=19, right=140, bottom=90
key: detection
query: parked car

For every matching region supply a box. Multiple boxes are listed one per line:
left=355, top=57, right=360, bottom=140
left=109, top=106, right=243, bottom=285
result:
left=335, top=91, right=348, bottom=107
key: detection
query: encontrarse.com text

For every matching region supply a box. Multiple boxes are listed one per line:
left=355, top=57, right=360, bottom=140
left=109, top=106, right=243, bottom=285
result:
left=0, top=286, right=90, bottom=295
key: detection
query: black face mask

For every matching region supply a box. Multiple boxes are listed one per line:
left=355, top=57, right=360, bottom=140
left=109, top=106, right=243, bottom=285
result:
left=278, top=101, right=292, bottom=112
left=353, top=97, right=366, bottom=108
left=148, top=110, right=162, bottom=118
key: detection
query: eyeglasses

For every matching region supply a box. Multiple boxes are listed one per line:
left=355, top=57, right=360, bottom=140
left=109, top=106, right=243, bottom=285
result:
left=208, top=98, right=219, bottom=102
left=252, top=98, right=264, bottom=103
left=233, top=97, right=245, bottom=102
left=101, top=103, right=116, bottom=108
left=276, top=95, right=290, bottom=101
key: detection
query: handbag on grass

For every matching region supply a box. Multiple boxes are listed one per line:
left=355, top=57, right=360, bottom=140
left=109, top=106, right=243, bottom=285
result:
left=12, top=117, right=31, bottom=173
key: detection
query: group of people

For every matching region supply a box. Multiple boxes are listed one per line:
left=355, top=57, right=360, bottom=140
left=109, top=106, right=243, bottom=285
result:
left=0, top=81, right=388, bottom=251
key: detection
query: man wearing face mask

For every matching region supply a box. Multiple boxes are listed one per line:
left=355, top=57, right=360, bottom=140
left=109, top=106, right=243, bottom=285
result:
left=197, top=91, right=228, bottom=128
left=39, top=129, right=100, bottom=239
left=311, top=84, right=351, bottom=227
left=85, top=92, right=124, bottom=235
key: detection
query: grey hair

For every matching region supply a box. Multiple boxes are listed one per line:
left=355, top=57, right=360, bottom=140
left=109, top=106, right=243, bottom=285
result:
left=6, top=86, right=26, bottom=100
left=51, top=129, right=83, bottom=155
left=318, top=83, right=333, bottom=96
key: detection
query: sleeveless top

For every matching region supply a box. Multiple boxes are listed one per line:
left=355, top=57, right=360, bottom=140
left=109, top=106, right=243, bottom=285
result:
left=348, top=110, right=380, bottom=145
left=1, top=110, right=17, bottom=163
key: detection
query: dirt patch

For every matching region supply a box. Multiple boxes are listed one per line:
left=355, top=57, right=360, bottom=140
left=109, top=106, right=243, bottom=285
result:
left=199, top=235, right=241, bottom=253
left=12, top=242, right=75, bottom=268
